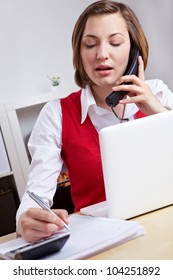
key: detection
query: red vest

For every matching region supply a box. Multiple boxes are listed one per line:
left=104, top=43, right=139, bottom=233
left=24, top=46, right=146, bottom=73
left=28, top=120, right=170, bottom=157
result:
left=61, top=90, right=146, bottom=212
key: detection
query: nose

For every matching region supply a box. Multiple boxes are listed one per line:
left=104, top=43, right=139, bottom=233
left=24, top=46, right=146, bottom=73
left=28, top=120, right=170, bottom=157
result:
left=96, top=43, right=109, bottom=60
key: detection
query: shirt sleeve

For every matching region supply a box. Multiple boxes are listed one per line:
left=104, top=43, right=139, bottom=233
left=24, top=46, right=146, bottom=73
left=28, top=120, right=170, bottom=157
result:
left=16, top=99, right=63, bottom=224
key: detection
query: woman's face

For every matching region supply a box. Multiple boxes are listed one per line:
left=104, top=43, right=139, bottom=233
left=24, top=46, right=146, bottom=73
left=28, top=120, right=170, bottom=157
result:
left=80, top=13, right=131, bottom=92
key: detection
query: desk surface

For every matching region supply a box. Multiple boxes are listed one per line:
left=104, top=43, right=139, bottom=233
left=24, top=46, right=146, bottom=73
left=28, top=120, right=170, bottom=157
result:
left=0, top=205, right=173, bottom=260
left=88, top=205, right=173, bottom=260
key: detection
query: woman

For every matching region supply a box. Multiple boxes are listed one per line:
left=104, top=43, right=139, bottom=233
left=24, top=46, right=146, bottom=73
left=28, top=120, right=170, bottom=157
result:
left=16, top=0, right=173, bottom=242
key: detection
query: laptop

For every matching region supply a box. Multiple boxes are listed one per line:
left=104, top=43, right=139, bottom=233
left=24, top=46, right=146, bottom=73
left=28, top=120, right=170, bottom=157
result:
left=81, top=110, right=173, bottom=219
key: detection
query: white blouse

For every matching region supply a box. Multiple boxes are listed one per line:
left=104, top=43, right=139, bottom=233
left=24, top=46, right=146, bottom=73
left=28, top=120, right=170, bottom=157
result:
left=16, top=79, right=173, bottom=223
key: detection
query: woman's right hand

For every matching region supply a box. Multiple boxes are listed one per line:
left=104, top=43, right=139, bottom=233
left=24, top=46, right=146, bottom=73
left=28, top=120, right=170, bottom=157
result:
left=17, top=208, right=69, bottom=242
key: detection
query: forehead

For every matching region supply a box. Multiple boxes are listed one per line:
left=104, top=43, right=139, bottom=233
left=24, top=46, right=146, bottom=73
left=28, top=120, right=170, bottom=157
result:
left=83, top=13, right=128, bottom=36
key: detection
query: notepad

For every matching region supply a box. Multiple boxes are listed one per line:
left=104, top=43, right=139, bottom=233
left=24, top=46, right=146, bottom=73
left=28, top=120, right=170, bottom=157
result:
left=0, top=214, right=145, bottom=260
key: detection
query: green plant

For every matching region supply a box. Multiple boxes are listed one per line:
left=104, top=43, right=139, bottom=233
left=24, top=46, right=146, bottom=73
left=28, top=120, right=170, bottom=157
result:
left=47, top=76, right=60, bottom=86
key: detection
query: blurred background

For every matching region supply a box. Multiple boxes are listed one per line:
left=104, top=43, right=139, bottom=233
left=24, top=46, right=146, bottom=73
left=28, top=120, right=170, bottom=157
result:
left=0, top=0, right=172, bottom=103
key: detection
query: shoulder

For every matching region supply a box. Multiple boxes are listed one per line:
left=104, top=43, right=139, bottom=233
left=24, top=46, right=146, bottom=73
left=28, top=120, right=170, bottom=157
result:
left=145, top=79, right=172, bottom=95
left=30, top=99, right=62, bottom=135
left=61, top=89, right=82, bottom=103
left=39, top=99, right=61, bottom=120
left=40, top=89, right=82, bottom=117
left=146, top=79, right=173, bottom=109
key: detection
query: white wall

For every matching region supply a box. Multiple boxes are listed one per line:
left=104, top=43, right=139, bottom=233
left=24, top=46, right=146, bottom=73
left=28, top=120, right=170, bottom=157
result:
left=122, top=0, right=173, bottom=90
left=0, top=0, right=172, bottom=104
left=0, top=0, right=93, bottom=103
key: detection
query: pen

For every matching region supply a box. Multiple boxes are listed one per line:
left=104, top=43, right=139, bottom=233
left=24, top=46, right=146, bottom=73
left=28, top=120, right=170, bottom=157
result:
left=26, top=190, right=70, bottom=231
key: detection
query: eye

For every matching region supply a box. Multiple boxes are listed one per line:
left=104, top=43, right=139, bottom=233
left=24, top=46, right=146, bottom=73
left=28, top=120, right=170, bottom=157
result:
left=110, top=43, right=121, bottom=47
left=85, top=44, right=96, bottom=49
left=82, top=37, right=97, bottom=49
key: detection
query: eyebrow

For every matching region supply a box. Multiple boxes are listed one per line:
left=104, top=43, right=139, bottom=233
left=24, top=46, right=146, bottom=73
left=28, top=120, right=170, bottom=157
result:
left=82, top=33, right=125, bottom=39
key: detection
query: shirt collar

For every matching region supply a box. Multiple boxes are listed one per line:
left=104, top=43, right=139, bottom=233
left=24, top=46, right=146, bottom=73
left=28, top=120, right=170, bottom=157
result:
left=123, top=101, right=139, bottom=119
left=80, top=85, right=139, bottom=123
left=81, top=85, right=96, bottom=124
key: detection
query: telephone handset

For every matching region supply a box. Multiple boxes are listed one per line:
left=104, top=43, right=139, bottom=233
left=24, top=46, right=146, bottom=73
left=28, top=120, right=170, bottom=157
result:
left=105, top=45, right=140, bottom=108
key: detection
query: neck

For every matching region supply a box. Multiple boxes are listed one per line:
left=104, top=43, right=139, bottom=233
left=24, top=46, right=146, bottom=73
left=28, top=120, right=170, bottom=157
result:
left=90, top=85, right=112, bottom=110
left=90, top=86, right=125, bottom=118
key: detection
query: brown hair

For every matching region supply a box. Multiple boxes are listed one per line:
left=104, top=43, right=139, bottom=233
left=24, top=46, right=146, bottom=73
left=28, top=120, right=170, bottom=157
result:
left=72, top=0, right=149, bottom=88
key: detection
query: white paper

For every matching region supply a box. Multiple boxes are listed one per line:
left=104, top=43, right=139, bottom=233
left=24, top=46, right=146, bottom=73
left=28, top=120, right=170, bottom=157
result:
left=42, top=214, right=145, bottom=259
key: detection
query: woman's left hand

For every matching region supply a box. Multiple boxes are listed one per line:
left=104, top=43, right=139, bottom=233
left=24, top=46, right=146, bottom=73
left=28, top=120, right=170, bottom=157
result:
left=112, top=56, right=167, bottom=116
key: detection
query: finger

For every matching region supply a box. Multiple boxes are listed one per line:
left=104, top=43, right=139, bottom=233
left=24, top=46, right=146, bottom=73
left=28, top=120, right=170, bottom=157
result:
left=119, top=95, right=145, bottom=105
left=53, top=209, right=69, bottom=224
left=26, top=209, right=61, bottom=230
left=19, top=217, right=57, bottom=243
left=26, top=208, right=65, bottom=232
left=138, top=56, right=145, bottom=81
left=112, top=83, right=143, bottom=94
left=24, top=227, right=55, bottom=243
left=114, top=74, right=143, bottom=88
left=26, top=222, right=57, bottom=239
left=27, top=208, right=57, bottom=223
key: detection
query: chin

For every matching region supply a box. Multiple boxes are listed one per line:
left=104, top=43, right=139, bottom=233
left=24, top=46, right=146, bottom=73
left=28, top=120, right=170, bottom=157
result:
left=97, top=81, right=115, bottom=89
left=93, top=84, right=112, bottom=94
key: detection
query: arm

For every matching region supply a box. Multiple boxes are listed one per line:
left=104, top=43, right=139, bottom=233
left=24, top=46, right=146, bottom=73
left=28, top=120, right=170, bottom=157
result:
left=16, top=99, right=69, bottom=242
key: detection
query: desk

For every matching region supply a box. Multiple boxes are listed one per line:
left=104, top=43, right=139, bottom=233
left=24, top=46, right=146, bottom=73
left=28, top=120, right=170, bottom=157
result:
left=0, top=206, right=173, bottom=260
left=88, top=205, right=173, bottom=260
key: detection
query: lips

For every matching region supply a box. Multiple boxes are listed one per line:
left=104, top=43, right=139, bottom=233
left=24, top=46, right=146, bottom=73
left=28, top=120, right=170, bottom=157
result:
left=95, top=65, right=113, bottom=71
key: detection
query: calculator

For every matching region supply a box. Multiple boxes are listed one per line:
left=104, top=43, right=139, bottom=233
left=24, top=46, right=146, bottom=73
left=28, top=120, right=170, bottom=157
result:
left=5, top=231, right=70, bottom=260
